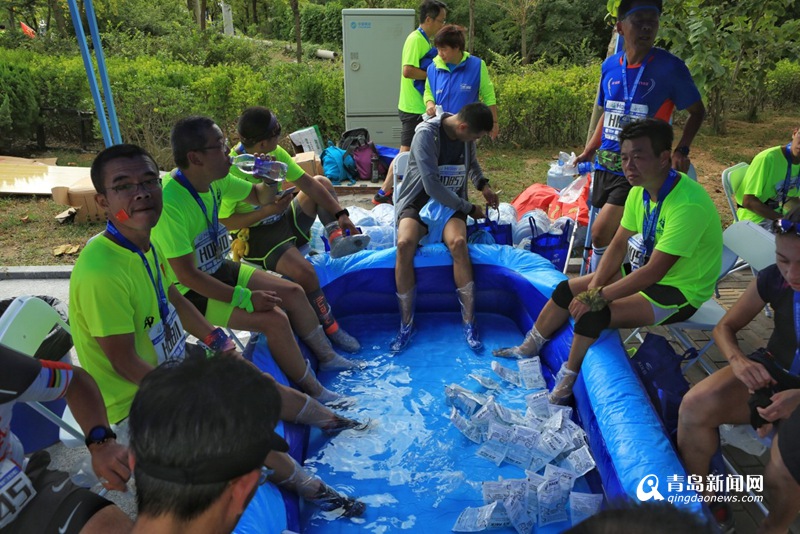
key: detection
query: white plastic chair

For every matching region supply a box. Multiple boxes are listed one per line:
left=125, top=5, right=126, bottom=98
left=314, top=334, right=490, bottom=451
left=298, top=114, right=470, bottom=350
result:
left=0, top=296, right=85, bottom=444
left=721, top=162, right=750, bottom=223
left=392, top=152, right=410, bottom=246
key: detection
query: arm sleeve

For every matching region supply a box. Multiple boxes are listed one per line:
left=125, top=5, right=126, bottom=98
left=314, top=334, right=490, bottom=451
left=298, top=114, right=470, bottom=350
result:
left=478, top=60, right=497, bottom=106
left=16, top=360, right=74, bottom=403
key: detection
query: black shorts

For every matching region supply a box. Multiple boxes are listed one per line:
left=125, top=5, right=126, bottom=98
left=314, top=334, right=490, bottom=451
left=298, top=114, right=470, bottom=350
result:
left=243, top=199, right=315, bottom=271
left=398, top=110, right=424, bottom=147
left=640, top=282, right=697, bottom=325
left=183, top=259, right=241, bottom=316
left=397, top=194, right=467, bottom=228
left=4, top=451, right=113, bottom=534
left=590, top=169, right=632, bottom=208
left=779, top=406, right=800, bottom=484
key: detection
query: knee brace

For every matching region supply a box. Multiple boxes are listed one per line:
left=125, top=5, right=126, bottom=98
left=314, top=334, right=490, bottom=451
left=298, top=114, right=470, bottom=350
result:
left=552, top=280, right=574, bottom=309
left=574, top=306, right=612, bottom=338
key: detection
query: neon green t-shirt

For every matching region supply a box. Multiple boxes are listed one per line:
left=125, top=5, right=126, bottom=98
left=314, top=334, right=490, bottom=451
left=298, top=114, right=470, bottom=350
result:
left=70, top=235, right=178, bottom=424
left=398, top=29, right=433, bottom=114
left=736, top=145, right=800, bottom=223
left=152, top=172, right=252, bottom=293
left=620, top=174, right=722, bottom=308
left=220, top=144, right=304, bottom=221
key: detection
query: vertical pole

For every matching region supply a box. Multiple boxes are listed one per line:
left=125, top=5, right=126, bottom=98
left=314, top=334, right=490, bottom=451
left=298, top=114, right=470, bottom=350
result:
left=83, top=0, right=122, bottom=145
left=66, top=0, right=112, bottom=146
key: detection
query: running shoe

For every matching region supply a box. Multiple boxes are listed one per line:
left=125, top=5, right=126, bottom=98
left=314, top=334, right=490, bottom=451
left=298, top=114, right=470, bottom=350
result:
left=372, top=192, right=393, bottom=205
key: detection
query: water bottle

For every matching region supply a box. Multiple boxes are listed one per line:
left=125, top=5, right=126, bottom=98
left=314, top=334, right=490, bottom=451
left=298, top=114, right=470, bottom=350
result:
left=371, top=154, right=380, bottom=183
left=576, top=161, right=595, bottom=175
left=231, top=154, right=287, bottom=183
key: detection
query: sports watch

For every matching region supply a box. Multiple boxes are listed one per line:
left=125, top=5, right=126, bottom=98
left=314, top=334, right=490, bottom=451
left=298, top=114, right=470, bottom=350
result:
left=85, top=425, right=117, bottom=447
left=675, top=145, right=690, bottom=156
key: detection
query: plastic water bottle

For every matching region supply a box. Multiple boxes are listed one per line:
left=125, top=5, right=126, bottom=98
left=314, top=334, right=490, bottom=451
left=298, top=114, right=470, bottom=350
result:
left=309, top=220, right=326, bottom=252
left=576, top=161, right=594, bottom=175
left=71, top=456, right=100, bottom=488
left=371, top=154, right=380, bottom=183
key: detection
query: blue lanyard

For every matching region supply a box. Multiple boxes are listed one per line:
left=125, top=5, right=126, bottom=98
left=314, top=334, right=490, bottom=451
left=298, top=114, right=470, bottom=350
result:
left=791, top=291, right=800, bottom=375
left=173, top=169, right=220, bottom=259
left=106, top=221, right=170, bottom=323
left=780, top=143, right=795, bottom=208
left=621, top=53, right=651, bottom=116
left=642, top=169, right=679, bottom=256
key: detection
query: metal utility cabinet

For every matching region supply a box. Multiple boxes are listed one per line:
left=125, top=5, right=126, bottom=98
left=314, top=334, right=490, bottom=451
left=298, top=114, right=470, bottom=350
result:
left=342, top=8, right=416, bottom=147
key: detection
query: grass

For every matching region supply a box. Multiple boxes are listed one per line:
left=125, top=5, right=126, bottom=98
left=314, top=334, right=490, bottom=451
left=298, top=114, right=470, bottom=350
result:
left=1, top=110, right=797, bottom=266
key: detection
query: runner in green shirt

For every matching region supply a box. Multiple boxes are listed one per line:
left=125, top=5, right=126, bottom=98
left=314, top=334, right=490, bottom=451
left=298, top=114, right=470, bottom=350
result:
left=73, top=143, right=367, bottom=517
left=220, top=107, right=363, bottom=353
left=151, top=117, right=362, bottom=404
left=494, top=118, right=722, bottom=404
left=736, top=127, right=800, bottom=228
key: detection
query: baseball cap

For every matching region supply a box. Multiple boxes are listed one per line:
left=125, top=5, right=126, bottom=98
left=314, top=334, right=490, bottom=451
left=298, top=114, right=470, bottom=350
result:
left=617, top=0, right=662, bottom=20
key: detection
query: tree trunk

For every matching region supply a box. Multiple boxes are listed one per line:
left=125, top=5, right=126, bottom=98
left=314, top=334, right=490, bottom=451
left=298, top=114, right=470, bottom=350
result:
left=468, top=0, right=474, bottom=54
left=49, top=0, right=68, bottom=37
left=290, top=0, right=301, bottom=63
left=200, top=0, right=207, bottom=30
left=252, top=0, right=258, bottom=25
left=520, top=18, right=527, bottom=65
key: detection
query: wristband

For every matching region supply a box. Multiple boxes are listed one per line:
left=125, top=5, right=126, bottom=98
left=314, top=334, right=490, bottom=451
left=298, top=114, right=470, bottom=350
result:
left=675, top=145, right=690, bottom=156
left=334, top=208, right=349, bottom=219
left=204, top=327, right=234, bottom=352
left=232, top=285, right=254, bottom=313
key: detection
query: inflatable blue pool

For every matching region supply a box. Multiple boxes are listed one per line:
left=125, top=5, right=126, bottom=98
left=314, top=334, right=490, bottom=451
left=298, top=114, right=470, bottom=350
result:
left=235, top=245, right=704, bottom=533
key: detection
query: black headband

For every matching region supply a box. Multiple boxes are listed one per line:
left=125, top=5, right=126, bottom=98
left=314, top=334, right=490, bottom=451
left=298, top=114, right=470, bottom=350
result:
left=135, top=433, right=288, bottom=485
left=240, top=113, right=280, bottom=147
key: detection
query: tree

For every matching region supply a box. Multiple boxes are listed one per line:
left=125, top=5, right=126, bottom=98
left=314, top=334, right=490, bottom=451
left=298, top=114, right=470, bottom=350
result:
left=660, top=0, right=800, bottom=133
left=290, top=0, right=301, bottom=62
left=492, top=0, right=540, bottom=64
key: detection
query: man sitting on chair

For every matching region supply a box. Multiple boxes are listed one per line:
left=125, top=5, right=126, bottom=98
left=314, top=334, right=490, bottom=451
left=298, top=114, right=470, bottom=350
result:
left=736, top=126, right=800, bottom=230
left=391, top=102, right=498, bottom=352
left=0, top=342, right=132, bottom=534
left=494, top=118, right=721, bottom=405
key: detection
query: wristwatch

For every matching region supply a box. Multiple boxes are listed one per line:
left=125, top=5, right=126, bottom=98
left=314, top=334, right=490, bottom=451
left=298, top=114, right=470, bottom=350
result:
left=675, top=145, right=690, bottom=157
left=85, top=425, right=117, bottom=447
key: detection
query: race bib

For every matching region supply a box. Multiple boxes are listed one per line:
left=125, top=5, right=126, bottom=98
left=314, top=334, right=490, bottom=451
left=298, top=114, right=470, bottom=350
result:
left=194, top=223, right=231, bottom=274
left=438, top=164, right=466, bottom=192
left=0, top=459, right=36, bottom=528
left=627, top=233, right=649, bottom=271
left=148, top=304, right=187, bottom=364
left=603, top=100, right=649, bottom=142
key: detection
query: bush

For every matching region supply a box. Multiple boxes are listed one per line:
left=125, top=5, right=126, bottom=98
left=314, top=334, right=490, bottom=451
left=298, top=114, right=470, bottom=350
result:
left=495, top=62, right=600, bottom=147
left=766, top=60, right=800, bottom=107
left=0, top=61, right=39, bottom=146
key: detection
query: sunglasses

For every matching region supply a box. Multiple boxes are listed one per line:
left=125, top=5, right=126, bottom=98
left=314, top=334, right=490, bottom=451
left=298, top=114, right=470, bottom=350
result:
left=773, top=219, right=800, bottom=236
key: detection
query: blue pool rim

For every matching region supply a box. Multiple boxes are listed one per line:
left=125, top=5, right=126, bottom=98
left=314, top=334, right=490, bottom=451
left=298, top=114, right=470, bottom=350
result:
left=235, top=244, right=705, bottom=533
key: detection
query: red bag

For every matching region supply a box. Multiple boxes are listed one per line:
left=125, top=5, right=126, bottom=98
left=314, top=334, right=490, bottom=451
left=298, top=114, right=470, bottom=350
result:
left=511, top=180, right=591, bottom=227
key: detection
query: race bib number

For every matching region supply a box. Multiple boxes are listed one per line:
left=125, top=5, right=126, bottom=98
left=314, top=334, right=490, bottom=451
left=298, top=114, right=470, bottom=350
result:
left=148, top=304, right=187, bottom=364
left=194, top=223, right=231, bottom=274
left=0, top=459, right=36, bottom=528
left=603, top=100, right=648, bottom=142
left=627, top=233, right=649, bottom=271
left=438, top=164, right=466, bottom=192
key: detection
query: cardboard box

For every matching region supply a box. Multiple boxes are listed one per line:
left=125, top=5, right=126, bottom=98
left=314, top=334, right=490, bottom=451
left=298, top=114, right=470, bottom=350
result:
left=289, top=125, right=324, bottom=156
left=52, top=177, right=104, bottom=223
left=293, top=151, right=321, bottom=177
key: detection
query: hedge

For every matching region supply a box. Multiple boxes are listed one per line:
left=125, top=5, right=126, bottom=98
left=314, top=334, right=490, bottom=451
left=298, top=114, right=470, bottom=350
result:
left=1, top=46, right=602, bottom=162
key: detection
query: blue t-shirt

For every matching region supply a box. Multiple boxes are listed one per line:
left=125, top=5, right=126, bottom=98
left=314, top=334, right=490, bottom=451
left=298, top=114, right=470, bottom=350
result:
left=597, top=47, right=701, bottom=173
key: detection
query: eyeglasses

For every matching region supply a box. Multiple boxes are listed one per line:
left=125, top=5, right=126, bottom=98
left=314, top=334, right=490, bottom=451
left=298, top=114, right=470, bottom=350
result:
left=109, top=177, right=162, bottom=196
left=257, top=466, right=274, bottom=486
left=434, top=16, right=446, bottom=23
left=194, top=138, right=230, bottom=153
left=773, top=219, right=800, bottom=236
